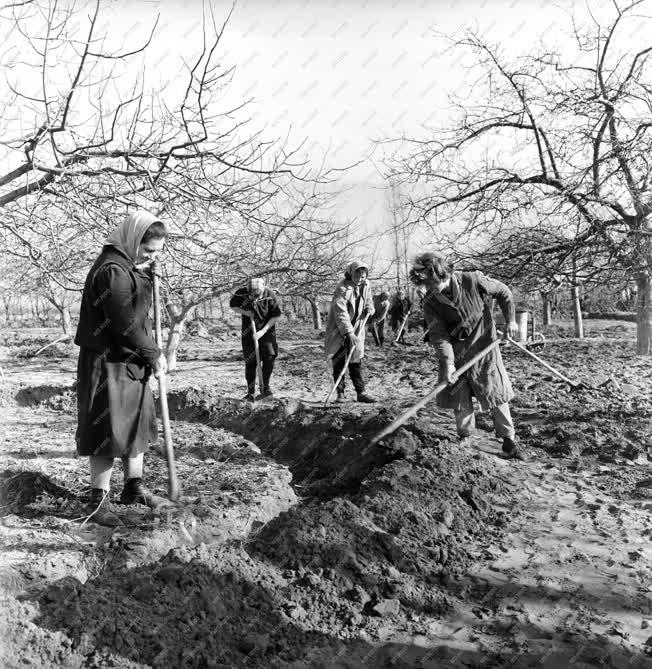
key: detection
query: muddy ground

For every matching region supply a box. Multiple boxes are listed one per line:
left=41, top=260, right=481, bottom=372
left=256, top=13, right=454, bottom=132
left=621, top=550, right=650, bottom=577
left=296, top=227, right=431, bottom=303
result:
left=1, top=321, right=651, bottom=668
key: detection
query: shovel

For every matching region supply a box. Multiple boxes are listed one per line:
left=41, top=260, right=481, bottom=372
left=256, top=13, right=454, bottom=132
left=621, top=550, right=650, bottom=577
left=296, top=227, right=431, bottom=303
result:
left=152, top=260, right=180, bottom=502
left=369, top=338, right=502, bottom=447
left=504, top=335, right=587, bottom=389
left=249, top=316, right=265, bottom=394
left=393, top=309, right=411, bottom=344
left=325, top=314, right=369, bottom=404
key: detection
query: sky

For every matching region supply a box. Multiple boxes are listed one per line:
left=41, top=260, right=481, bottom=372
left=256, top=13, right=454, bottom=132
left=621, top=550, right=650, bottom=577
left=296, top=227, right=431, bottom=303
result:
left=131, top=0, right=578, bottom=265
left=2, top=0, right=642, bottom=271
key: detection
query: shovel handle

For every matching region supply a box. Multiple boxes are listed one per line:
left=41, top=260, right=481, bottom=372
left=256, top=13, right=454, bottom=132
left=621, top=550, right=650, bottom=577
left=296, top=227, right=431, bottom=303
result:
left=369, top=338, right=501, bottom=447
left=506, top=335, right=579, bottom=387
left=325, top=314, right=369, bottom=404
left=152, top=261, right=180, bottom=501
left=249, top=316, right=265, bottom=393
left=395, top=309, right=411, bottom=342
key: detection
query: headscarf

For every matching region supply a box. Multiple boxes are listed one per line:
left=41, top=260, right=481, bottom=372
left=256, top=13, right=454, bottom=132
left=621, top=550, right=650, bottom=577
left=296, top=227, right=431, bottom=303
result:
left=248, top=277, right=266, bottom=293
left=105, top=210, right=163, bottom=264
left=346, top=260, right=369, bottom=276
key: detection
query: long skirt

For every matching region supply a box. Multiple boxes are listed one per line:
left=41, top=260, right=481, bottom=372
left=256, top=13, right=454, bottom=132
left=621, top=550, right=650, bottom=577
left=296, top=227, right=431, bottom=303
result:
left=75, top=348, right=157, bottom=457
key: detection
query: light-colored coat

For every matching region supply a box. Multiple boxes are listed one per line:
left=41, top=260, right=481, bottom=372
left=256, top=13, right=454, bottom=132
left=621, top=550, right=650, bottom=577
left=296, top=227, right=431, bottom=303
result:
left=324, top=278, right=374, bottom=363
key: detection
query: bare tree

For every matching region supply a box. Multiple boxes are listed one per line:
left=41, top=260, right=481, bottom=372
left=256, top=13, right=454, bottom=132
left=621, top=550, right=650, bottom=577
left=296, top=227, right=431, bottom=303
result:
left=0, top=0, right=352, bottom=363
left=385, top=1, right=652, bottom=353
left=0, top=0, right=312, bottom=215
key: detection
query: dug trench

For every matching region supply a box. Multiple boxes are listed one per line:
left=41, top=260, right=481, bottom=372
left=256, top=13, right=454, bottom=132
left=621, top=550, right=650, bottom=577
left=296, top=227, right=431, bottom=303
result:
left=2, top=334, right=652, bottom=668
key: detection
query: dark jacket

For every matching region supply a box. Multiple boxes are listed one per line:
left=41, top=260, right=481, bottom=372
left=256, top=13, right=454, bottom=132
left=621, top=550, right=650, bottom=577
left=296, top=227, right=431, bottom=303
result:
left=424, top=270, right=515, bottom=410
left=390, top=295, right=412, bottom=327
left=229, top=287, right=282, bottom=356
left=75, top=246, right=160, bottom=366
left=74, top=245, right=159, bottom=458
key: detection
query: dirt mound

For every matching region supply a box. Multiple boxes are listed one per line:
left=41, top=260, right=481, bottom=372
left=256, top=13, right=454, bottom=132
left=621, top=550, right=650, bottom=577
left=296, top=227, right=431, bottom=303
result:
left=14, top=344, right=73, bottom=359
left=35, top=557, right=344, bottom=669
left=250, top=444, right=515, bottom=607
left=14, top=383, right=76, bottom=412
left=0, top=470, right=74, bottom=514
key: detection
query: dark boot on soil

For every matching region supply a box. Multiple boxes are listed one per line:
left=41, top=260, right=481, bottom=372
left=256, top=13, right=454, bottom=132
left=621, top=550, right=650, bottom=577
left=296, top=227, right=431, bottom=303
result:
left=120, top=478, right=171, bottom=508
left=502, top=437, right=528, bottom=461
left=357, top=392, right=377, bottom=403
left=242, top=392, right=255, bottom=402
left=87, top=489, right=122, bottom=527
left=256, top=388, right=274, bottom=401
left=336, top=391, right=346, bottom=403
left=458, top=433, right=475, bottom=448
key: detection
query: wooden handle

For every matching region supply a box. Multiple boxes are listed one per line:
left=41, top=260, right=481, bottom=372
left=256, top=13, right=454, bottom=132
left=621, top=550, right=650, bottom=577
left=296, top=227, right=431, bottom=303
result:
left=249, top=316, right=265, bottom=393
left=368, top=338, right=501, bottom=446
left=395, top=309, right=411, bottom=342
left=325, top=314, right=369, bottom=404
left=506, top=335, right=579, bottom=387
left=151, top=261, right=180, bottom=501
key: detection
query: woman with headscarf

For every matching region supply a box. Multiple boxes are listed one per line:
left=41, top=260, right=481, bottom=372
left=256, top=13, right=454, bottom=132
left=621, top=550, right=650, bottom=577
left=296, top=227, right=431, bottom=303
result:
left=74, top=211, right=169, bottom=525
left=324, top=260, right=376, bottom=403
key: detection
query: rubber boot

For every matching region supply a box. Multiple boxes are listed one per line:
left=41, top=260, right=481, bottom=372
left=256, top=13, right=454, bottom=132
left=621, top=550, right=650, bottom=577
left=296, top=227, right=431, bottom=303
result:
left=258, top=386, right=274, bottom=400
left=357, top=392, right=376, bottom=404
left=243, top=383, right=256, bottom=402
left=120, top=478, right=170, bottom=508
left=88, top=489, right=122, bottom=527
left=502, top=437, right=527, bottom=461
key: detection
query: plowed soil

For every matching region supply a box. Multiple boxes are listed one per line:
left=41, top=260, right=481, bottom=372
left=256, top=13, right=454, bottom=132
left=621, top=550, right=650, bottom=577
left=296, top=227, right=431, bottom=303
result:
left=1, top=322, right=651, bottom=668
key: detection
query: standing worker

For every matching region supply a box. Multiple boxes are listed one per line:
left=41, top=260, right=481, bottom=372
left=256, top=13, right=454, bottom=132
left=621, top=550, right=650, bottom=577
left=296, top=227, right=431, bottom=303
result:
left=230, top=277, right=281, bottom=401
left=409, top=252, right=527, bottom=461
left=368, top=291, right=390, bottom=347
left=390, top=288, right=412, bottom=342
left=75, top=211, right=170, bottom=526
left=324, top=261, right=376, bottom=403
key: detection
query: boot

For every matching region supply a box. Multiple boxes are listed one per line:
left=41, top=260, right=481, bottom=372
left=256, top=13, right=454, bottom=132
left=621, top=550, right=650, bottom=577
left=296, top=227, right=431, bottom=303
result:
left=258, top=386, right=274, bottom=400
left=243, top=385, right=256, bottom=402
left=87, top=489, right=122, bottom=527
left=502, top=437, right=527, bottom=461
left=120, top=478, right=171, bottom=508
left=335, top=391, right=346, bottom=403
left=458, top=433, right=475, bottom=448
left=356, top=392, right=376, bottom=404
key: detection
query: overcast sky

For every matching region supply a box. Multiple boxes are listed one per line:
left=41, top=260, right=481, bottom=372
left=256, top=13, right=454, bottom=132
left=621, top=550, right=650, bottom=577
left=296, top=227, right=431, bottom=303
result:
left=3, top=0, right=640, bottom=269
left=117, top=0, right=580, bottom=253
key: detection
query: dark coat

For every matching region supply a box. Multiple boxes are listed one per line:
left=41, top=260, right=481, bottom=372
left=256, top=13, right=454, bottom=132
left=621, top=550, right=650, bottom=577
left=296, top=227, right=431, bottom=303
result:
left=390, top=296, right=412, bottom=328
left=229, top=287, right=282, bottom=359
left=424, top=270, right=515, bottom=411
left=74, top=246, right=159, bottom=457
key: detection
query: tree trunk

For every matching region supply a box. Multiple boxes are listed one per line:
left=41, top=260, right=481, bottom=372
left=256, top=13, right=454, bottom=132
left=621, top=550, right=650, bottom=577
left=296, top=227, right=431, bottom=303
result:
left=541, top=292, right=552, bottom=327
left=309, top=298, right=322, bottom=330
left=58, top=305, right=72, bottom=335
left=165, top=305, right=188, bottom=372
left=571, top=283, right=584, bottom=339
left=636, top=270, right=651, bottom=354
